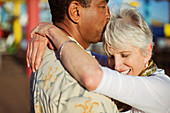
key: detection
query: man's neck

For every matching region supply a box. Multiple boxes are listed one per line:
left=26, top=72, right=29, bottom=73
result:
left=54, top=21, right=90, bottom=49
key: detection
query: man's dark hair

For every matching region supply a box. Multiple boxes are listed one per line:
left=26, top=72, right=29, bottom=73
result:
left=48, top=0, right=92, bottom=23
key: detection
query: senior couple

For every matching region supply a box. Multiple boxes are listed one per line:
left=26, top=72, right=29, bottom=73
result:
left=27, top=0, right=170, bottom=112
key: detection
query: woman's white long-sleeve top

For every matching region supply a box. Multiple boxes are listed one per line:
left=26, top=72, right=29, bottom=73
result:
left=93, top=67, right=170, bottom=113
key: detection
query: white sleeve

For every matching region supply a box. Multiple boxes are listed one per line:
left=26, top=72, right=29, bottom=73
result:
left=93, top=67, right=170, bottom=113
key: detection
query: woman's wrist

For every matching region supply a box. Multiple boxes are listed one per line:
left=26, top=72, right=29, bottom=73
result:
left=47, top=26, right=71, bottom=51
left=59, top=40, right=77, bottom=59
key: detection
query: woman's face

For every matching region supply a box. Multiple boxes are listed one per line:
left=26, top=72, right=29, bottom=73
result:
left=108, top=45, right=148, bottom=76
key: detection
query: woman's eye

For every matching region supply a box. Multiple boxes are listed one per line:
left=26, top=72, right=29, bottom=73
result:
left=122, top=54, right=129, bottom=57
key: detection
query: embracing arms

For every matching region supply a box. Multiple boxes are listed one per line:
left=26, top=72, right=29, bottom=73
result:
left=27, top=22, right=103, bottom=91
left=27, top=22, right=170, bottom=112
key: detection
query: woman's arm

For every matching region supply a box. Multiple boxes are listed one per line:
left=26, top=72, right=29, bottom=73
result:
left=27, top=22, right=103, bottom=91
left=55, top=37, right=103, bottom=91
left=95, top=67, right=170, bottom=113
left=91, top=52, right=108, bottom=67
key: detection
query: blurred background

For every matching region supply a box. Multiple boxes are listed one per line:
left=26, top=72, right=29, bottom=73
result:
left=0, top=0, right=169, bottom=113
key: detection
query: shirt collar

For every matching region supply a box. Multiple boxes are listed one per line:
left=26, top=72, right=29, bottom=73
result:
left=68, top=36, right=93, bottom=56
left=68, top=36, right=84, bottom=50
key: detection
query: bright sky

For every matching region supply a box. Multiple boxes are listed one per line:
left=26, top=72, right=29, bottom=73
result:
left=108, top=0, right=169, bottom=23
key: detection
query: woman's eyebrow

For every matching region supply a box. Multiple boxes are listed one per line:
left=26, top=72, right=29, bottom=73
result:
left=120, top=51, right=131, bottom=54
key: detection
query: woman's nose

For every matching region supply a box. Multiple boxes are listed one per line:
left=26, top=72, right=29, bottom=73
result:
left=114, top=58, right=123, bottom=71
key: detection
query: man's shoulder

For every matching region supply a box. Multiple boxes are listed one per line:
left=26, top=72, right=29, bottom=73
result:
left=37, top=47, right=66, bottom=77
left=42, top=47, right=59, bottom=61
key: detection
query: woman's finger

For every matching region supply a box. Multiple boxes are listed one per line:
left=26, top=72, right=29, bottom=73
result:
left=30, top=34, right=41, bottom=72
left=26, top=42, right=30, bottom=67
left=35, top=36, right=48, bottom=70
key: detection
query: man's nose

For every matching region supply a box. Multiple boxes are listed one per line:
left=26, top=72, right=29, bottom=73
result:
left=106, top=6, right=110, bottom=22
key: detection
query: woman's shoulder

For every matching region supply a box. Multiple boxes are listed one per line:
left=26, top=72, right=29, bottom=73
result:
left=153, top=68, right=170, bottom=79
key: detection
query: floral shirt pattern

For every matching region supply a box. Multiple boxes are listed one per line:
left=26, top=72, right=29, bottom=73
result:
left=31, top=40, right=119, bottom=113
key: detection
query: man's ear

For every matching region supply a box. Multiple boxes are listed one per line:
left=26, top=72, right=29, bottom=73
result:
left=68, top=1, right=81, bottom=23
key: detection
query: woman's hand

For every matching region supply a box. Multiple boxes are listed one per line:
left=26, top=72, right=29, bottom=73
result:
left=26, top=22, right=56, bottom=72
left=30, top=22, right=56, bottom=38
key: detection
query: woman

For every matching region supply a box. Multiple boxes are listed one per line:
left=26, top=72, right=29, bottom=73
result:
left=27, top=3, right=170, bottom=113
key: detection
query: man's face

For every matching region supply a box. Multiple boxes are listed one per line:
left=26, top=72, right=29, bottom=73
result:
left=78, top=0, right=110, bottom=45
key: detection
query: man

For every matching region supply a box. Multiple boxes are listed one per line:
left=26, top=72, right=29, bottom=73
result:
left=28, top=0, right=119, bottom=112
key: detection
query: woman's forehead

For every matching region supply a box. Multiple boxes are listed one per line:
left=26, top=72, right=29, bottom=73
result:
left=108, top=44, right=138, bottom=52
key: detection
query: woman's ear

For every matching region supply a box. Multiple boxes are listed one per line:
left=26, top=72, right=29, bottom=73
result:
left=145, top=43, right=153, bottom=62
left=68, top=1, right=81, bottom=23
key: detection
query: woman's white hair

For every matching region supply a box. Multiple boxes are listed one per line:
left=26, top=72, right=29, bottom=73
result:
left=103, top=3, right=153, bottom=57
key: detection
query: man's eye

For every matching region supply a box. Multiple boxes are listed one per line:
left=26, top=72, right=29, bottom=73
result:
left=100, top=6, right=106, bottom=8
